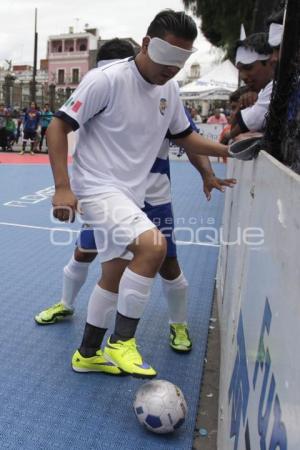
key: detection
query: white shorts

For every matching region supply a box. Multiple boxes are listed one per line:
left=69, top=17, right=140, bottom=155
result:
left=79, top=191, right=156, bottom=262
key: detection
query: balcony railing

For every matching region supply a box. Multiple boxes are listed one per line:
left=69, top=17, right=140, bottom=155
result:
left=48, top=51, right=89, bottom=58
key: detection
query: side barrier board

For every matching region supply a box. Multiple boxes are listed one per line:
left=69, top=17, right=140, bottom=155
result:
left=217, top=151, right=300, bottom=450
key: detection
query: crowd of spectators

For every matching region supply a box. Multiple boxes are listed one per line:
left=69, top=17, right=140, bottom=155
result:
left=0, top=102, right=53, bottom=153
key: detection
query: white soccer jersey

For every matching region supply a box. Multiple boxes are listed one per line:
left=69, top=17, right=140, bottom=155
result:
left=144, top=138, right=171, bottom=206
left=240, top=80, right=273, bottom=131
left=56, top=58, right=191, bottom=207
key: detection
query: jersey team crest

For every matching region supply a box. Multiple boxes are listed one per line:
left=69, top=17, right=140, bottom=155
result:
left=159, top=98, right=168, bottom=116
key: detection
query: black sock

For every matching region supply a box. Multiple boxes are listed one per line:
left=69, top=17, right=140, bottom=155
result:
left=79, top=322, right=107, bottom=357
left=110, top=311, right=140, bottom=343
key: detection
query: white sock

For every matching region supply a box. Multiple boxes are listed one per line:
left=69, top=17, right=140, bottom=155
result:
left=117, top=268, right=154, bottom=319
left=87, top=285, right=118, bottom=328
left=161, top=272, right=188, bottom=324
left=61, top=255, right=90, bottom=309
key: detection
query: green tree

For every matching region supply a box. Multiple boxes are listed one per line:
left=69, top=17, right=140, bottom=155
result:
left=183, top=0, right=280, bottom=55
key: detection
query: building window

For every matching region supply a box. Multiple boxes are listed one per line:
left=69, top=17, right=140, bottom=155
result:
left=58, top=69, right=65, bottom=84
left=51, top=40, right=63, bottom=53
left=72, top=69, right=79, bottom=84
left=65, top=40, right=74, bottom=52
left=79, top=44, right=86, bottom=51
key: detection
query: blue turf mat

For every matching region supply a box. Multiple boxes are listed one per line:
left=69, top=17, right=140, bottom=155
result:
left=0, top=161, right=225, bottom=450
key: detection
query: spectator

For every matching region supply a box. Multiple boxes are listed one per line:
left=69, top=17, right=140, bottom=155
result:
left=5, top=113, right=16, bottom=151
left=267, top=8, right=284, bottom=65
left=20, top=102, right=40, bottom=155
left=221, top=33, right=274, bottom=144
left=190, top=107, right=202, bottom=123
left=0, top=103, right=7, bottom=151
left=39, top=103, right=53, bottom=152
left=16, top=109, right=24, bottom=144
left=207, top=108, right=228, bottom=124
left=219, top=88, right=248, bottom=162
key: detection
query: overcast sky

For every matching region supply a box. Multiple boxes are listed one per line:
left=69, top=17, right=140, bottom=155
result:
left=0, top=0, right=223, bottom=76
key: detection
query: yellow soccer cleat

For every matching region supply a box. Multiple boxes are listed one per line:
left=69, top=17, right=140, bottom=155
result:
left=104, top=337, right=157, bottom=378
left=72, top=349, right=122, bottom=375
left=35, top=302, right=74, bottom=325
left=169, top=323, right=192, bottom=352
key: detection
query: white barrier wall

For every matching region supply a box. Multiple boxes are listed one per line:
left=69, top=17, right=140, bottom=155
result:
left=198, top=123, right=225, bottom=142
left=216, top=151, right=300, bottom=450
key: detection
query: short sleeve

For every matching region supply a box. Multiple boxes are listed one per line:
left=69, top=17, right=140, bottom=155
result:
left=55, top=68, right=111, bottom=130
left=240, top=82, right=273, bottom=132
left=167, top=82, right=192, bottom=139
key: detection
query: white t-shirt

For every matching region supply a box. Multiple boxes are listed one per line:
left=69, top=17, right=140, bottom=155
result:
left=56, top=58, right=190, bottom=207
left=240, top=80, right=273, bottom=131
left=144, top=138, right=171, bottom=206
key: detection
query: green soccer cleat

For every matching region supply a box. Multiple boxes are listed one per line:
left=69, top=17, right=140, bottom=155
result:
left=34, top=302, right=74, bottom=325
left=72, top=349, right=122, bottom=375
left=103, top=337, right=157, bottom=378
left=169, top=323, right=192, bottom=352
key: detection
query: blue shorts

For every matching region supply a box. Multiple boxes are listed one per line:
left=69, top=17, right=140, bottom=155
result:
left=143, top=202, right=177, bottom=258
left=76, top=202, right=177, bottom=258
left=76, top=226, right=97, bottom=251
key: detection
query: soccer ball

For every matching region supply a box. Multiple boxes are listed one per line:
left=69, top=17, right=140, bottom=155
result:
left=133, top=379, right=188, bottom=434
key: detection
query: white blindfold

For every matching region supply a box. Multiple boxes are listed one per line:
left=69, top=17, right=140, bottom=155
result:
left=268, top=23, right=283, bottom=47
left=235, top=47, right=270, bottom=65
left=147, top=37, right=197, bottom=69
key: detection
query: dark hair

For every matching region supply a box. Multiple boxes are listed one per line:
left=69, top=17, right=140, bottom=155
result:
left=147, top=9, right=197, bottom=41
left=97, top=38, right=135, bottom=62
left=229, top=86, right=249, bottom=103
left=235, top=32, right=272, bottom=58
left=266, top=8, right=284, bottom=26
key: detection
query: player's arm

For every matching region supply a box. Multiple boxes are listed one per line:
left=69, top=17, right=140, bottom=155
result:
left=221, top=123, right=244, bottom=144
left=186, top=152, right=237, bottom=201
left=175, top=131, right=229, bottom=158
left=47, top=117, right=77, bottom=222
left=239, top=91, right=258, bottom=108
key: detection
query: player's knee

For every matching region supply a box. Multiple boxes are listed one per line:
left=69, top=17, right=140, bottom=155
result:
left=151, top=236, right=167, bottom=265
left=134, top=229, right=167, bottom=263
left=159, top=257, right=181, bottom=280
left=74, top=247, right=97, bottom=263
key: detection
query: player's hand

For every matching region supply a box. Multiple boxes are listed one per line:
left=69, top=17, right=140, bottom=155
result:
left=220, top=131, right=231, bottom=145
left=52, top=187, right=78, bottom=222
left=203, top=174, right=237, bottom=201
left=239, top=91, right=258, bottom=109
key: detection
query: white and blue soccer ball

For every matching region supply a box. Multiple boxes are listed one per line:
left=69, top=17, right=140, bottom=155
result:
left=133, top=379, right=188, bottom=434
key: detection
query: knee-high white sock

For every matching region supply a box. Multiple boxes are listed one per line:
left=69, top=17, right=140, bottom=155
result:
left=87, top=285, right=118, bottom=329
left=161, top=272, right=188, bottom=324
left=61, top=255, right=90, bottom=309
left=117, top=268, right=154, bottom=319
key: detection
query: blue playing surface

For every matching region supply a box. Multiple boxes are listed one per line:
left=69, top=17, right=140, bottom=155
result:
left=0, top=161, right=225, bottom=450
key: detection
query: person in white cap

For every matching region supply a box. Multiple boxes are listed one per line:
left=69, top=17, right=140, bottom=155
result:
left=267, top=8, right=284, bottom=64
left=221, top=33, right=274, bottom=144
left=238, top=8, right=285, bottom=111
left=47, top=9, right=231, bottom=379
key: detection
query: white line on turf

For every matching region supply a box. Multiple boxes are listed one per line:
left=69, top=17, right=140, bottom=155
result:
left=0, top=222, right=220, bottom=247
left=176, top=240, right=220, bottom=247
left=0, top=221, right=78, bottom=234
